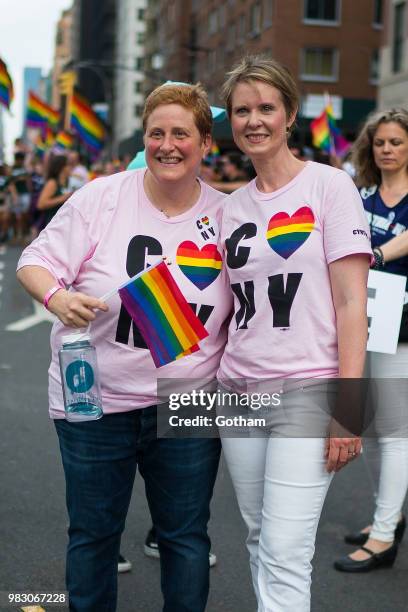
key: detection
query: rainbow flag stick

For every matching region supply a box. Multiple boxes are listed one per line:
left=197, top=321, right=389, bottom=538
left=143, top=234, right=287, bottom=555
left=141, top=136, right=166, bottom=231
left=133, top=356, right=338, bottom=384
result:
left=99, top=258, right=164, bottom=303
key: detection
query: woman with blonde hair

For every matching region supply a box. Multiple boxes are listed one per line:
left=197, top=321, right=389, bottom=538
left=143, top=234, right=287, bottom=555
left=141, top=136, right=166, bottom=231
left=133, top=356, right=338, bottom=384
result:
left=217, top=55, right=372, bottom=611
left=334, top=108, right=408, bottom=572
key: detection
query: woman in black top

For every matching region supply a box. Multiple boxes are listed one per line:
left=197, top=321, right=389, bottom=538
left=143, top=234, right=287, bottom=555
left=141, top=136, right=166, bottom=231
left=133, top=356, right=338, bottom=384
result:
left=37, top=155, right=73, bottom=226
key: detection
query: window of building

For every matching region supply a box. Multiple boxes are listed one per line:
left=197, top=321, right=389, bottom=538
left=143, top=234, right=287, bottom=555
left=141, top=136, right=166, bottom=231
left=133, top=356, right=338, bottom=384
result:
left=370, top=48, right=380, bottom=83
left=393, top=2, right=406, bottom=72
left=303, top=0, right=340, bottom=24
left=134, top=81, right=142, bottom=94
left=134, top=104, right=143, bottom=118
left=249, top=2, right=262, bottom=36
left=137, top=8, right=145, bottom=21
left=238, top=13, right=246, bottom=42
left=135, top=57, right=144, bottom=71
left=136, top=31, right=145, bottom=45
left=263, top=0, right=273, bottom=27
left=301, top=48, right=338, bottom=81
left=208, top=9, right=218, bottom=34
left=227, top=22, right=235, bottom=51
left=373, top=0, right=383, bottom=25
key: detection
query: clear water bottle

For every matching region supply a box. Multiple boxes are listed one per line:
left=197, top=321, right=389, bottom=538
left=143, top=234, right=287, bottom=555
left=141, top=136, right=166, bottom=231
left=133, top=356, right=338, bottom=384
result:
left=58, top=331, right=103, bottom=422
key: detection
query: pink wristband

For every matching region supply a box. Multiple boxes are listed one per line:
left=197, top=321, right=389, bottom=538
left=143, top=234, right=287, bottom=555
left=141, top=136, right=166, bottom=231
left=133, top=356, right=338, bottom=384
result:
left=43, top=283, right=63, bottom=310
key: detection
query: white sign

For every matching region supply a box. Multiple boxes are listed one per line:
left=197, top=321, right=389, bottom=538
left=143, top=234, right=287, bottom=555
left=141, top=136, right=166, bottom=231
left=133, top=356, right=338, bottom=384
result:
left=301, top=95, right=342, bottom=119
left=367, top=269, right=406, bottom=354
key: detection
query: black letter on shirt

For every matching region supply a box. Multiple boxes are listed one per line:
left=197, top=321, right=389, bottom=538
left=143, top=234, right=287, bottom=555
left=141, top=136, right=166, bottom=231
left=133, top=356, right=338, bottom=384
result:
left=268, top=273, right=302, bottom=328
left=226, top=223, right=257, bottom=269
left=231, top=281, right=256, bottom=329
left=115, top=235, right=162, bottom=347
left=189, top=303, right=215, bottom=326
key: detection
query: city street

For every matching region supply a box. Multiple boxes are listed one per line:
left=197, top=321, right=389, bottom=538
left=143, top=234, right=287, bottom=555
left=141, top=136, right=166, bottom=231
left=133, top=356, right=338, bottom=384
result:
left=1, top=244, right=407, bottom=612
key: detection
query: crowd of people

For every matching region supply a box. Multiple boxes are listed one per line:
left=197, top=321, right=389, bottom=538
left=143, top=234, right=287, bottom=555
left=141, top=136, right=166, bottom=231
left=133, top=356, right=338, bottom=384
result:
left=0, top=151, right=126, bottom=245
left=12, top=54, right=408, bottom=612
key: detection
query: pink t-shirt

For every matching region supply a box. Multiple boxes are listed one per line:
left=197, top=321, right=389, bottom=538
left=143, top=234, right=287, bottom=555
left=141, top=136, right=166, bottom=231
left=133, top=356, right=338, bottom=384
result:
left=17, top=169, right=232, bottom=418
left=218, top=161, right=372, bottom=383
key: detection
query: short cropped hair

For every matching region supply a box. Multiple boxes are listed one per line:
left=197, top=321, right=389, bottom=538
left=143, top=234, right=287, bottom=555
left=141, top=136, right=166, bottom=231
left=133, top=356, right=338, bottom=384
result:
left=221, top=55, right=299, bottom=123
left=142, top=83, right=213, bottom=140
left=352, top=108, right=408, bottom=187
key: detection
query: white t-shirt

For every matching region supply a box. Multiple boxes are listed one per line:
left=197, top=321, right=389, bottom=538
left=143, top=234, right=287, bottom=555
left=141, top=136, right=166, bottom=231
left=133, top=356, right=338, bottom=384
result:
left=218, top=161, right=372, bottom=383
left=18, top=169, right=232, bottom=417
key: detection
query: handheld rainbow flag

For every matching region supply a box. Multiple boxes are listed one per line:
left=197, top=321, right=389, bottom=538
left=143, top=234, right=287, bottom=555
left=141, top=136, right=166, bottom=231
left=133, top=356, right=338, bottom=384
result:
left=70, top=90, right=106, bottom=155
left=111, top=261, right=208, bottom=368
left=310, top=110, right=331, bottom=152
left=0, top=57, right=14, bottom=110
left=310, top=104, right=350, bottom=157
left=55, top=130, right=75, bottom=149
left=325, top=104, right=351, bottom=157
left=26, top=91, right=60, bottom=129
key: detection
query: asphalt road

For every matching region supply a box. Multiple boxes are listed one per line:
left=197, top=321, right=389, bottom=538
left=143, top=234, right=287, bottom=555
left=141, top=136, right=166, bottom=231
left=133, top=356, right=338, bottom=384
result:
left=1, top=244, right=407, bottom=612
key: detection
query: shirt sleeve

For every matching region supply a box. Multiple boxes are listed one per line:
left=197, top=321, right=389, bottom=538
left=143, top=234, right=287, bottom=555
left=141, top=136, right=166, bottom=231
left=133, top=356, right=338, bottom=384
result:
left=16, top=192, right=95, bottom=286
left=322, top=170, right=373, bottom=264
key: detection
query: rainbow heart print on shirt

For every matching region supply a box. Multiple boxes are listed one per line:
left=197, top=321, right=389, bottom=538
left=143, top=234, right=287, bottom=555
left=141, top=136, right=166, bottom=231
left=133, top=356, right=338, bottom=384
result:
left=266, top=206, right=315, bottom=259
left=176, top=241, right=222, bottom=290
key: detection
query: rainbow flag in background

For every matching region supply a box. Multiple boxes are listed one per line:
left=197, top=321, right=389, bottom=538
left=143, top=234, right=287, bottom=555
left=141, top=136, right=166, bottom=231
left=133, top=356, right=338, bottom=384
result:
left=56, top=130, right=75, bottom=149
left=44, top=124, right=55, bottom=147
left=0, top=57, right=14, bottom=110
left=70, top=90, right=106, bottom=154
left=118, top=261, right=208, bottom=368
left=310, top=110, right=331, bottom=152
left=310, top=104, right=350, bottom=157
left=325, top=104, right=351, bottom=157
left=26, top=91, right=60, bottom=129
left=210, top=142, right=220, bottom=157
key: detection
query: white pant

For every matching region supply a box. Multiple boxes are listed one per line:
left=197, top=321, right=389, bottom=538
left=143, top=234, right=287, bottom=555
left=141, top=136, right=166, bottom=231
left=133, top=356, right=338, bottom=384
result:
left=364, top=345, right=408, bottom=541
left=222, top=437, right=332, bottom=612
left=220, top=383, right=334, bottom=612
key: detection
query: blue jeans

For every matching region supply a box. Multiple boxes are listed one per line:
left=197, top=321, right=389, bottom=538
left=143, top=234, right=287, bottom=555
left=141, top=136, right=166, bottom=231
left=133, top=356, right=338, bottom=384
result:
left=54, top=406, right=221, bottom=612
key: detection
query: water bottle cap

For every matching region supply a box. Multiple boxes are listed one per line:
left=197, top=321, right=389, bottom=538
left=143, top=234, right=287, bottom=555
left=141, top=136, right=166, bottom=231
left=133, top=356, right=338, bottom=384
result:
left=62, top=331, right=91, bottom=345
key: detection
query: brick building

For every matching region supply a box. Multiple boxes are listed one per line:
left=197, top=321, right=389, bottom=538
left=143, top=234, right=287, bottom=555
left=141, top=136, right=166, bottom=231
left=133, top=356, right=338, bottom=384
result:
left=144, top=0, right=384, bottom=145
left=143, top=0, right=193, bottom=93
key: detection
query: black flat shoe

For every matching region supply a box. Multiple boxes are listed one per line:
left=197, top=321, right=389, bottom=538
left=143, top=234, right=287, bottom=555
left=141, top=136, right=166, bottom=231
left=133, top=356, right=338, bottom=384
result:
left=344, top=514, right=406, bottom=546
left=334, top=543, right=398, bottom=573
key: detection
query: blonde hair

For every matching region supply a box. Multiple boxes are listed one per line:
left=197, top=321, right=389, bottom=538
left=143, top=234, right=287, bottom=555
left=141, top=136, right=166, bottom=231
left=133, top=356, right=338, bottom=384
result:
left=221, top=55, right=299, bottom=123
left=142, top=83, right=212, bottom=140
left=352, top=108, right=408, bottom=187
